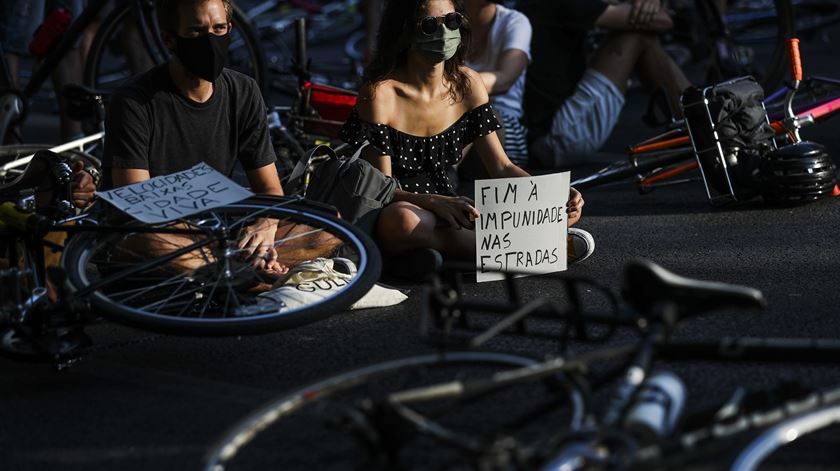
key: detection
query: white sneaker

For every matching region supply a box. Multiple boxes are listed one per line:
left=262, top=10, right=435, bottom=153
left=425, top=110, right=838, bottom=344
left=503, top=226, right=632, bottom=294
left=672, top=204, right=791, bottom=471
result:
left=568, top=228, right=595, bottom=265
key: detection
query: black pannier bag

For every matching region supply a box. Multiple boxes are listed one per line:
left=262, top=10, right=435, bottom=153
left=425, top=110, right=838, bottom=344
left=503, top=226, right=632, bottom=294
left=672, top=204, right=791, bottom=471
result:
left=285, top=142, right=398, bottom=235
left=682, top=76, right=776, bottom=205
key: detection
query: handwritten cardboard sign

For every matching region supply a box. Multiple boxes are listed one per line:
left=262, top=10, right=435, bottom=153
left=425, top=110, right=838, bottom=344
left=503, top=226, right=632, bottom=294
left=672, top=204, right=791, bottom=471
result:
left=475, top=172, right=570, bottom=283
left=97, top=162, right=254, bottom=223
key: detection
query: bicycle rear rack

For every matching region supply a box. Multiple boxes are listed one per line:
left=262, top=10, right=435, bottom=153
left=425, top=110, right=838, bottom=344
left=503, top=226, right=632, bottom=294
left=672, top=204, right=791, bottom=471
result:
left=681, top=76, right=775, bottom=206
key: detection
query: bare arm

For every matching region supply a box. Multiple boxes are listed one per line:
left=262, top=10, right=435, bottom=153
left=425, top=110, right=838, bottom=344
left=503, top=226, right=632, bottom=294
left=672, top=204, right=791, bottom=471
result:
left=477, top=49, right=529, bottom=95
left=595, top=2, right=673, bottom=32
left=245, top=163, right=284, bottom=196
left=111, top=168, right=151, bottom=186
left=463, top=67, right=527, bottom=179
left=463, top=67, right=585, bottom=226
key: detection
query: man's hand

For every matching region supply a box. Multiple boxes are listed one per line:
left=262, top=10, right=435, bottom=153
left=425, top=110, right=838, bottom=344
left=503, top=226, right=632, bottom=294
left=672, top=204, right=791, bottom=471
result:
left=567, top=187, right=584, bottom=227
left=70, top=161, right=96, bottom=209
left=629, top=0, right=661, bottom=29
left=238, top=217, right=282, bottom=268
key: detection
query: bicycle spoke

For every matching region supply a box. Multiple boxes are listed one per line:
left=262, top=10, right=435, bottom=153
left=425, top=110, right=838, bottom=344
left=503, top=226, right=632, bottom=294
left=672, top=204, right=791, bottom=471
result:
left=106, top=270, right=194, bottom=302
left=272, top=227, right=326, bottom=249
left=151, top=276, right=193, bottom=315
left=138, top=283, right=208, bottom=313
left=199, top=267, right=225, bottom=318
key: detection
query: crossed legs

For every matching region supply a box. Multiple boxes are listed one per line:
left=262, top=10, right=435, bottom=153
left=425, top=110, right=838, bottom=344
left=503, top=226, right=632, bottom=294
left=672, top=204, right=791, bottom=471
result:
left=376, top=201, right=583, bottom=259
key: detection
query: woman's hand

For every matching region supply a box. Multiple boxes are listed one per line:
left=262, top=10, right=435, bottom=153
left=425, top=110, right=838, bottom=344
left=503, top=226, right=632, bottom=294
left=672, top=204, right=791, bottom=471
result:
left=567, top=187, right=584, bottom=227
left=424, top=194, right=480, bottom=230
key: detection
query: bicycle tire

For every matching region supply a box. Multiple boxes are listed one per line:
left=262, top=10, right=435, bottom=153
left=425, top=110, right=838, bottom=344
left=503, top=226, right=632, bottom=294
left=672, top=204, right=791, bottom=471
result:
left=82, top=2, right=158, bottom=90
left=205, top=351, right=586, bottom=471
left=731, top=402, right=840, bottom=471
left=84, top=1, right=268, bottom=93
left=61, top=196, right=381, bottom=335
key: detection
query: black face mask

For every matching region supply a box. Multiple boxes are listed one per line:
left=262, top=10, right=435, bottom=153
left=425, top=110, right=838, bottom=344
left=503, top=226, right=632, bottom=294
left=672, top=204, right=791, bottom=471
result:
left=173, top=32, right=231, bottom=82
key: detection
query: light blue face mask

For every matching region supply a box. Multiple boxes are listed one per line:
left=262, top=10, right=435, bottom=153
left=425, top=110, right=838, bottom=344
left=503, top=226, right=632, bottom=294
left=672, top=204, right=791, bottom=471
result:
left=411, top=24, right=462, bottom=64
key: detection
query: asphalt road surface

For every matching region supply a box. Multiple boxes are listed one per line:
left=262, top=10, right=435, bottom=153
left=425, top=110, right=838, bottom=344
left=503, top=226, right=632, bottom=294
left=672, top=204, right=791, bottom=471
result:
left=3, top=19, right=840, bottom=471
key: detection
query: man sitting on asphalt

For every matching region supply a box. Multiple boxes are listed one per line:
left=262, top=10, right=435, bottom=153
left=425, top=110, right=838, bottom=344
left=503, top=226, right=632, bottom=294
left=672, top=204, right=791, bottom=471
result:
left=518, top=0, right=691, bottom=168
left=103, top=0, right=285, bottom=272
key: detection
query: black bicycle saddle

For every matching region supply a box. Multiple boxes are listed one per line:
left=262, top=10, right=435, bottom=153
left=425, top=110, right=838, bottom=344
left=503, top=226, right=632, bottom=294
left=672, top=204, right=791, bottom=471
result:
left=621, top=258, right=766, bottom=319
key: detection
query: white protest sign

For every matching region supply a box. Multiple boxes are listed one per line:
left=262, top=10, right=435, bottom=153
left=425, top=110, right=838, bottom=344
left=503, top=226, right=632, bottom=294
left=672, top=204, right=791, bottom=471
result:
left=97, top=162, right=254, bottom=224
left=474, top=172, right=570, bottom=283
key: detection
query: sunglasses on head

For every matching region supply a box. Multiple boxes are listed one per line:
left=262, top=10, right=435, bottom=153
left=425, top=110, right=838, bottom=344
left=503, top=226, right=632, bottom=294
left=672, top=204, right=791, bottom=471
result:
left=417, top=12, right=463, bottom=35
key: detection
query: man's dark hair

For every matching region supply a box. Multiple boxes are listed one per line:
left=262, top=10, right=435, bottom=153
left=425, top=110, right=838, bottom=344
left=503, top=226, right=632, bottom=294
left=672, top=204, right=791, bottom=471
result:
left=155, top=0, right=232, bottom=34
left=364, top=0, right=472, bottom=103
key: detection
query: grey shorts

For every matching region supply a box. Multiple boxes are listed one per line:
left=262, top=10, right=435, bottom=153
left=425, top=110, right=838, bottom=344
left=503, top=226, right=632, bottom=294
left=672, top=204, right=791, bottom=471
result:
left=531, top=68, right=625, bottom=167
left=1, top=0, right=85, bottom=55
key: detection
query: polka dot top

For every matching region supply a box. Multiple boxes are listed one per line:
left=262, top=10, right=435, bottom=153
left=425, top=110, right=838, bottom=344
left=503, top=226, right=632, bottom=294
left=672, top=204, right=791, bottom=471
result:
left=339, top=103, right=502, bottom=196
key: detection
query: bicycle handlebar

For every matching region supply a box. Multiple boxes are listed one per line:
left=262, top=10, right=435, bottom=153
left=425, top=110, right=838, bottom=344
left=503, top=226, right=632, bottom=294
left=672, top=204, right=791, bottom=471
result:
left=788, top=38, right=802, bottom=82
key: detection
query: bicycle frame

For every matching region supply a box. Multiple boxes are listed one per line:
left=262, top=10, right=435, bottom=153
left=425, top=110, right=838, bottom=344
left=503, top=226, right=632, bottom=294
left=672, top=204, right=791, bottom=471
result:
left=0, top=133, right=105, bottom=178
left=632, top=82, right=840, bottom=191
left=572, top=75, right=840, bottom=197
left=371, top=265, right=840, bottom=469
left=205, top=263, right=840, bottom=470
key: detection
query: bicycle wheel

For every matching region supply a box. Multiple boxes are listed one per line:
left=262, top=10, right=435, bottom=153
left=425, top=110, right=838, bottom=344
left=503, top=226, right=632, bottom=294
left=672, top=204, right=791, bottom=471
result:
left=0, top=144, right=100, bottom=184
left=61, top=196, right=381, bottom=335
left=706, top=0, right=795, bottom=91
left=84, top=1, right=267, bottom=93
left=83, top=2, right=158, bottom=91
left=205, top=351, right=586, bottom=471
left=731, top=402, right=840, bottom=470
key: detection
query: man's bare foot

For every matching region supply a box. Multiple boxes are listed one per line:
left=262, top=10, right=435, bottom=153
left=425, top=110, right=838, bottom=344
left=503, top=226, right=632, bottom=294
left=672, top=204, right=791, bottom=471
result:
left=258, top=259, right=290, bottom=279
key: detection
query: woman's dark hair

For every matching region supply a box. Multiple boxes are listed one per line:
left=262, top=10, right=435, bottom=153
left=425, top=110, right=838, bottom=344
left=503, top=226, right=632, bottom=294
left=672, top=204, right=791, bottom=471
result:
left=364, top=0, right=472, bottom=103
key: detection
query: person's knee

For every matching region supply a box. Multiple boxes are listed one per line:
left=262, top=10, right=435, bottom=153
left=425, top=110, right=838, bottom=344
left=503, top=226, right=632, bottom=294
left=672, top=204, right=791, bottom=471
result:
left=377, top=203, right=431, bottom=248
left=642, top=32, right=662, bottom=51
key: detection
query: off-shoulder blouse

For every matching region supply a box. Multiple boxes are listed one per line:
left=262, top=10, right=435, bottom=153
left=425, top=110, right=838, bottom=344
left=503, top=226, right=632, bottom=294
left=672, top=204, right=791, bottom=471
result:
left=339, top=103, right=502, bottom=196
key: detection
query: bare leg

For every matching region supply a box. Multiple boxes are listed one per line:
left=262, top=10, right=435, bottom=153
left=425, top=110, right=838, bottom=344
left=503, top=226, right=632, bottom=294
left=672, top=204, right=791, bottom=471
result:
left=377, top=202, right=475, bottom=259
left=2, top=53, right=23, bottom=142
left=636, top=38, right=692, bottom=118
left=589, top=32, right=691, bottom=117
left=51, top=48, right=83, bottom=140
left=3, top=53, right=20, bottom=88
left=589, top=32, right=652, bottom=95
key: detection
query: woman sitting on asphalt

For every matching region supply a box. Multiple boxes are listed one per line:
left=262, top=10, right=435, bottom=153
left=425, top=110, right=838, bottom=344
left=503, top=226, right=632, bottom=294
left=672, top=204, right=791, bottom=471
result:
left=339, top=0, right=592, bottom=278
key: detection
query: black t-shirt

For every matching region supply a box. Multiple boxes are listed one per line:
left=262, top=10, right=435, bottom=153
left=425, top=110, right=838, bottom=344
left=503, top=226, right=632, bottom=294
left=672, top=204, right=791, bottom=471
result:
left=103, top=64, right=275, bottom=187
left=519, top=0, right=608, bottom=142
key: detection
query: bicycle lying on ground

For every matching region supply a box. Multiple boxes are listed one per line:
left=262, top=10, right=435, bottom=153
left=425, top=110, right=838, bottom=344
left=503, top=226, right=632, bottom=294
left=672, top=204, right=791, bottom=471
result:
left=0, top=0, right=265, bottom=143
left=205, top=260, right=840, bottom=470
left=573, top=38, right=840, bottom=207
left=0, top=84, right=108, bottom=187
left=0, top=150, right=379, bottom=366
